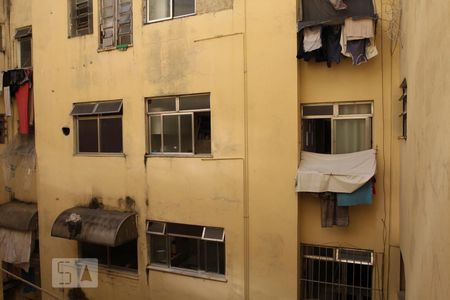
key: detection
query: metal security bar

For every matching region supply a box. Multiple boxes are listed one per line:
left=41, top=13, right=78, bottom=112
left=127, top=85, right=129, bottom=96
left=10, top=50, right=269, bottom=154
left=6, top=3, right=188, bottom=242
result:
left=300, top=244, right=383, bottom=300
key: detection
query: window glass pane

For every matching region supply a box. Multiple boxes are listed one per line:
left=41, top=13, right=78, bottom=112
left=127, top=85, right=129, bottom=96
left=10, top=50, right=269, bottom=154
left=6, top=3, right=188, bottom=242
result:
left=110, top=240, right=137, bottom=270
left=148, top=98, right=176, bottom=112
left=78, top=119, right=98, bottom=152
left=334, top=119, right=371, bottom=154
left=218, top=242, right=225, bottom=274
left=94, top=101, right=122, bottom=114
left=339, top=104, right=372, bottom=115
left=148, top=0, right=171, bottom=21
left=179, top=94, right=209, bottom=110
left=71, top=103, right=97, bottom=115
left=148, top=221, right=165, bottom=234
left=163, top=115, right=179, bottom=152
left=194, top=112, right=211, bottom=154
left=150, top=235, right=168, bottom=265
left=150, top=116, right=162, bottom=152
left=203, top=227, right=224, bottom=241
left=302, top=119, right=331, bottom=154
left=205, top=241, right=219, bottom=273
left=180, top=115, right=193, bottom=153
left=173, top=0, right=195, bottom=17
left=170, top=236, right=198, bottom=271
left=303, top=105, right=333, bottom=116
left=20, top=38, right=32, bottom=68
left=81, top=243, right=107, bottom=265
left=100, top=117, right=123, bottom=153
left=166, top=223, right=203, bottom=237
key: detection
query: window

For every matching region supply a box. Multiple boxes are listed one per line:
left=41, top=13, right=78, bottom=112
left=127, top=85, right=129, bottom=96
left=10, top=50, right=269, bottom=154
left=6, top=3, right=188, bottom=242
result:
left=300, top=244, right=383, bottom=300
left=71, top=100, right=123, bottom=154
left=69, top=0, right=93, bottom=37
left=302, top=102, right=372, bottom=154
left=80, top=240, right=138, bottom=271
left=15, top=26, right=32, bottom=68
left=0, top=114, right=6, bottom=144
left=147, top=221, right=225, bottom=276
left=99, top=0, right=133, bottom=49
left=147, top=94, right=211, bottom=155
left=146, top=0, right=195, bottom=23
left=399, top=79, right=407, bottom=140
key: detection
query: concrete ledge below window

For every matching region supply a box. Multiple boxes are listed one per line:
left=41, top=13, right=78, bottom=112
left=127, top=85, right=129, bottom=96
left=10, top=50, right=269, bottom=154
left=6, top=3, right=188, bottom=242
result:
left=147, top=265, right=227, bottom=282
left=73, top=153, right=126, bottom=158
left=146, top=154, right=213, bottom=159
left=98, top=265, right=139, bottom=281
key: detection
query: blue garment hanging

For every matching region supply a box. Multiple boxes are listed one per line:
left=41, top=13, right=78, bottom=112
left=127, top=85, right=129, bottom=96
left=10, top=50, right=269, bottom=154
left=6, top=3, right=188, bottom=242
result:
left=337, top=180, right=373, bottom=206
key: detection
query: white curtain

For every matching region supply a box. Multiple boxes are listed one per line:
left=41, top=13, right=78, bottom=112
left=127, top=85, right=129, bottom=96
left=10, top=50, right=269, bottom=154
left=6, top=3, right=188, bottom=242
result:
left=334, top=118, right=371, bottom=154
left=148, top=0, right=171, bottom=21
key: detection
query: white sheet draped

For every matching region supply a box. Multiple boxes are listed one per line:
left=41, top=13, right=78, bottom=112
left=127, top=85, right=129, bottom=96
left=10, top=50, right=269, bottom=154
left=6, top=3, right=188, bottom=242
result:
left=296, top=149, right=376, bottom=193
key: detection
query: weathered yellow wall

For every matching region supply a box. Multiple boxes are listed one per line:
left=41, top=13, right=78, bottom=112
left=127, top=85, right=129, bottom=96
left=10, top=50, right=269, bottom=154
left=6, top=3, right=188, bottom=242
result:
left=30, top=0, right=285, bottom=299
left=0, top=0, right=36, bottom=204
left=399, top=0, right=450, bottom=299
left=245, top=0, right=298, bottom=299
left=297, top=0, right=402, bottom=297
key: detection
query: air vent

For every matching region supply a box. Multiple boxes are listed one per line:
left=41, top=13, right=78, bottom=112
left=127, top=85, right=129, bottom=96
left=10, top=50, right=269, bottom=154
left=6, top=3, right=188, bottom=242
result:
left=336, top=248, right=373, bottom=265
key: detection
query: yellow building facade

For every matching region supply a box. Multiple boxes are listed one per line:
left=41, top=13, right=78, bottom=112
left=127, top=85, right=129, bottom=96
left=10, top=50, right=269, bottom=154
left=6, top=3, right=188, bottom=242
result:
left=1, top=0, right=446, bottom=299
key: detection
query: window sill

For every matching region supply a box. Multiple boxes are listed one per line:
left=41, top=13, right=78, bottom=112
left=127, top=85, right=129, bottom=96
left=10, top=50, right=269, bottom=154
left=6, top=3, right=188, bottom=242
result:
left=144, top=13, right=196, bottom=25
left=147, top=265, right=227, bottom=282
left=74, top=153, right=126, bottom=157
left=97, top=44, right=133, bottom=53
left=98, top=265, right=139, bottom=280
left=146, top=154, right=213, bottom=159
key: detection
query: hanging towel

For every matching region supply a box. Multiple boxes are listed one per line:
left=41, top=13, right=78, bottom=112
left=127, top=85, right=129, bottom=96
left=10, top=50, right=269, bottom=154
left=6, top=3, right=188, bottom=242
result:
left=3, top=86, right=11, bottom=116
left=16, top=82, right=30, bottom=134
left=320, top=193, right=349, bottom=227
left=0, top=228, right=33, bottom=271
left=337, top=180, right=373, bottom=206
left=303, top=26, right=322, bottom=52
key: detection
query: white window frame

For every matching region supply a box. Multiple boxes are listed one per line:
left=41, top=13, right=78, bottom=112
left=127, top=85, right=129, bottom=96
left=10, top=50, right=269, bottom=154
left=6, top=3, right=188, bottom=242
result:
left=146, top=94, right=210, bottom=156
left=72, top=100, right=123, bottom=155
left=301, top=102, right=373, bottom=154
left=146, top=0, right=197, bottom=24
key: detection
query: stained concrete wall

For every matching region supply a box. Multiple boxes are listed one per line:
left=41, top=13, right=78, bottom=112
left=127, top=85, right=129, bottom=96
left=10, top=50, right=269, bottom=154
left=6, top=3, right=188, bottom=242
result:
left=399, top=0, right=450, bottom=298
left=297, top=0, right=402, bottom=297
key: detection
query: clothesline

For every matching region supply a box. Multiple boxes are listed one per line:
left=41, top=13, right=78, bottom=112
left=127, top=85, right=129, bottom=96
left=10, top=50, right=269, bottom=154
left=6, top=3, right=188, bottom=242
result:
left=1, top=267, right=65, bottom=300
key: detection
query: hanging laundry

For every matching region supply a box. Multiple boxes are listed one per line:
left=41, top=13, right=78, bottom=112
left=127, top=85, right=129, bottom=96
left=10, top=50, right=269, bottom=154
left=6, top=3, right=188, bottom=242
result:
left=16, top=82, right=30, bottom=135
left=343, top=18, right=374, bottom=41
left=320, top=192, right=349, bottom=227
left=322, top=25, right=342, bottom=66
left=337, top=180, right=373, bottom=206
left=3, top=86, right=11, bottom=117
left=366, top=38, right=378, bottom=60
left=303, top=26, right=322, bottom=52
left=347, top=39, right=369, bottom=65
left=329, top=0, right=347, bottom=10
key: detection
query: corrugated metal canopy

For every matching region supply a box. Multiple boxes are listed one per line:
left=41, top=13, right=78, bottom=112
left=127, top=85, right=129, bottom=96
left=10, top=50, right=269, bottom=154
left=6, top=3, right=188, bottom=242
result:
left=0, top=201, right=38, bottom=232
left=51, top=207, right=137, bottom=247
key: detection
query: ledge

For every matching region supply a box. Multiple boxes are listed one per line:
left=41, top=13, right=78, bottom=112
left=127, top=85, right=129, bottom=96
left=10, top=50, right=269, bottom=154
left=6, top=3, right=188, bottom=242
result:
left=98, top=265, right=139, bottom=281
left=147, top=265, right=227, bottom=282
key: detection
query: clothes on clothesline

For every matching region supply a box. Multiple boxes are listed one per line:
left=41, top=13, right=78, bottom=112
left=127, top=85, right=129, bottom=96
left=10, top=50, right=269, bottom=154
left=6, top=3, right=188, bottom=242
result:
left=298, top=17, right=378, bottom=66
left=337, top=179, right=374, bottom=206
left=297, top=25, right=342, bottom=67
left=1, top=69, right=34, bottom=134
left=320, top=192, right=349, bottom=227
left=0, top=227, right=33, bottom=272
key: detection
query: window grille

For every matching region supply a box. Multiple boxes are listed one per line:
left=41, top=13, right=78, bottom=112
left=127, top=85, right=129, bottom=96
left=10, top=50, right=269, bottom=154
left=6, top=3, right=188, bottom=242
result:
left=300, top=244, right=383, bottom=300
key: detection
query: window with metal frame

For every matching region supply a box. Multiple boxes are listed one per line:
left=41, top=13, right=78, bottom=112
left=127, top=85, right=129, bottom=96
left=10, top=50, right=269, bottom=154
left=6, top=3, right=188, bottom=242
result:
left=300, top=244, right=383, bottom=300
left=69, top=0, right=93, bottom=37
left=80, top=240, right=137, bottom=271
left=302, top=102, right=373, bottom=154
left=15, top=26, right=32, bottom=68
left=147, top=94, right=211, bottom=155
left=71, top=100, right=123, bottom=154
left=146, top=0, right=196, bottom=23
left=147, top=221, right=225, bottom=276
left=399, top=79, right=407, bottom=140
left=99, top=0, right=133, bottom=49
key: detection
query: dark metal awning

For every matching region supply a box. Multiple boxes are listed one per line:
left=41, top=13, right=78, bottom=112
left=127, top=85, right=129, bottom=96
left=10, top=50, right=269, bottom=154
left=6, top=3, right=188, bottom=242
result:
left=51, top=207, right=137, bottom=247
left=0, top=201, right=38, bottom=232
